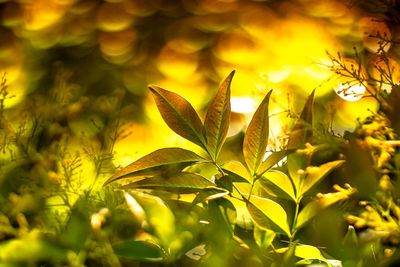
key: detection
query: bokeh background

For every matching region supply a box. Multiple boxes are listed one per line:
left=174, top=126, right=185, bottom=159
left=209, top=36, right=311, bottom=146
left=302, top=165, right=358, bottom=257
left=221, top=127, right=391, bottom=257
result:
left=1, top=0, right=399, bottom=189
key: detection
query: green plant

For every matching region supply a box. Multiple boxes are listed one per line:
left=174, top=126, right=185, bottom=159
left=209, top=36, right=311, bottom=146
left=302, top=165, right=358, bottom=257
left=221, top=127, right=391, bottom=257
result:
left=105, top=71, right=352, bottom=266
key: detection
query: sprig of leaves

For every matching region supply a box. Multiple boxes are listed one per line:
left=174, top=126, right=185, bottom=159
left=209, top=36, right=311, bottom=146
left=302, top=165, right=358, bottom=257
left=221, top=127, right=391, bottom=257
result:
left=105, top=71, right=350, bottom=265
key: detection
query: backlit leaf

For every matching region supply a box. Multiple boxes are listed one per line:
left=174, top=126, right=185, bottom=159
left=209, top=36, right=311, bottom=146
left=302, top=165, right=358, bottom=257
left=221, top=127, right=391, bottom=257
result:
left=0, top=237, right=66, bottom=263
left=296, top=187, right=355, bottom=230
left=301, top=160, right=345, bottom=196
left=259, top=171, right=296, bottom=201
left=257, top=150, right=287, bottom=176
left=104, top=148, right=204, bottom=185
left=149, top=84, right=205, bottom=148
left=286, top=153, right=305, bottom=194
left=344, top=136, right=379, bottom=198
left=113, top=240, right=165, bottom=262
left=193, top=188, right=230, bottom=204
left=243, top=90, right=272, bottom=175
left=221, top=160, right=251, bottom=183
left=247, top=195, right=291, bottom=236
left=218, top=131, right=245, bottom=164
left=254, top=227, right=276, bottom=250
left=287, top=90, right=315, bottom=150
left=204, top=71, right=234, bottom=160
left=121, top=172, right=216, bottom=193
left=287, top=91, right=315, bottom=191
left=128, top=191, right=175, bottom=245
left=294, top=245, right=324, bottom=260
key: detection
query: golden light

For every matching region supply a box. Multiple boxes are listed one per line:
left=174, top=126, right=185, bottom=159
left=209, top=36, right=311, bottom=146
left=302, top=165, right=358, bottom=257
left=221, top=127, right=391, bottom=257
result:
left=334, top=82, right=366, bottom=102
left=333, top=96, right=379, bottom=130
left=157, top=47, right=199, bottom=80
left=96, top=2, right=134, bottom=32
left=230, top=96, right=257, bottom=114
left=359, top=17, right=392, bottom=53
left=98, top=29, right=136, bottom=60
left=22, top=0, right=68, bottom=31
left=370, top=55, right=400, bottom=94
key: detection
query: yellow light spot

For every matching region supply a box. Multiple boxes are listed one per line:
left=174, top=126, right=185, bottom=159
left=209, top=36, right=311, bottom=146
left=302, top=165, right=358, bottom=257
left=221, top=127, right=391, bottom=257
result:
left=157, top=47, right=199, bottom=80
left=334, top=83, right=366, bottom=102
left=23, top=0, right=66, bottom=31
left=230, top=96, right=257, bottom=114
left=99, top=29, right=136, bottom=58
left=96, top=2, right=134, bottom=32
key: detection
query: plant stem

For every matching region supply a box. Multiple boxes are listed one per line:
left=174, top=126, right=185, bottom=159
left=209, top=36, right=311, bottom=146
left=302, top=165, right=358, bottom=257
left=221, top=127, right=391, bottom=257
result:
left=290, top=199, right=301, bottom=241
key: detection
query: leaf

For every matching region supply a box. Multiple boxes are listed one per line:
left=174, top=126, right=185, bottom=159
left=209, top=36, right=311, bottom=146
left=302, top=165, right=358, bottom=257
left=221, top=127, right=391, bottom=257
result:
left=218, top=131, right=245, bottom=164
left=204, top=71, right=234, bottom=160
left=243, top=90, right=272, bottom=175
left=113, top=240, right=165, bottom=262
left=287, top=90, right=315, bottom=150
left=296, top=187, right=355, bottom=230
left=121, top=172, right=216, bottom=193
left=344, top=136, right=378, bottom=198
left=343, top=225, right=358, bottom=247
left=254, top=227, right=276, bottom=250
left=286, top=90, right=315, bottom=191
left=286, top=153, right=304, bottom=193
left=221, top=161, right=251, bottom=183
left=128, top=191, right=175, bottom=245
left=104, top=148, right=204, bottom=185
left=257, top=150, right=287, bottom=176
left=208, top=198, right=237, bottom=235
left=149, top=84, right=205, bottom=148
left=258, top=171, right=296, bottom=201
left=0, top=237, right=66, bottom=263
left=63, top=197, right=91, bottom=251
left=301, top=160, right=345, bottom=196
left=192, top=188, right=230, bottom=204
left=294, top=245, right=324, bottom=260
left=247, top=195, right=291, bottom=236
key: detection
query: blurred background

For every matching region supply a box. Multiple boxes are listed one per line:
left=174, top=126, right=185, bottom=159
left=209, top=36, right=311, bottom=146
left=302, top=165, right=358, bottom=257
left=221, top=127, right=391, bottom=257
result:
left=0, top=0, right=399, bottom=185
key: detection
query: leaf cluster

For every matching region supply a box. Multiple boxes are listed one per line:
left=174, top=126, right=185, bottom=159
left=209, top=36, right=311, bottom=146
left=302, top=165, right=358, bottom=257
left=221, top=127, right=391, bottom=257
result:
left=105, top=71, right=350, bottom=266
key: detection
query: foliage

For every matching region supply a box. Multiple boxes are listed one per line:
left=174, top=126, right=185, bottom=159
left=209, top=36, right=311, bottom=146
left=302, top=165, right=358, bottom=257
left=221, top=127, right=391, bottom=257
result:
left=105, top=71, right=352, bottom=266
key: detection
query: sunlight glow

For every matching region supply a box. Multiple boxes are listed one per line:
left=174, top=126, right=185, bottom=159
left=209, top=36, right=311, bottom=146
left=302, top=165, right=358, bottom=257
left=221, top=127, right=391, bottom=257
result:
left=334, top=83, right=366, bottom=102
left=230, top=97, right=257, bottom=114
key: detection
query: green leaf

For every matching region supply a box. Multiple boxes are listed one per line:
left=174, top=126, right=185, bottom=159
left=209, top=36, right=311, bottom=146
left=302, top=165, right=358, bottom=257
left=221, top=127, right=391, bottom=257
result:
left=247, top=195, right=291, bottom=236
left=0, top=237, right=66, bottom=263
left=343, top=225, right=358, bottom=247
left=258, top=171, right=296, bottom=201
left=121, top=172, right=216, bottom=193
left=208, top=198, right=237, bottom=235
left=344, top=136, right=379, bottom=198
left=128, top=191, right=175, bottom=245
left=286, top=153, right=303, bottom=193
left=221, top=160, right=251, bottom=183
left=243, top=90, right=272, bottom=175
left=113, top=240, right=165, bottom=262
left=204, top=71, right=234, bottom=160
left=301, top=160, right=345, bottom=196
left=287, top=90, right=315, bottom=150
left=286, top=91, right=315, bottom=191
left=149, top=84, right=205, bottom=148
left=193, top=188, right=230, bottom=204
left=296, top=187, right=355, bottom=230
left=257, top=150, right=287, bottom=176
left=294, top=245, right=324, bottom=260
left=254, top=227, right=276, bottom=250
left=104, top=148, right=204, bottom=185
left=218, top=131, right=245, bottom=164
left=63, top=197, right=91, bottom=251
